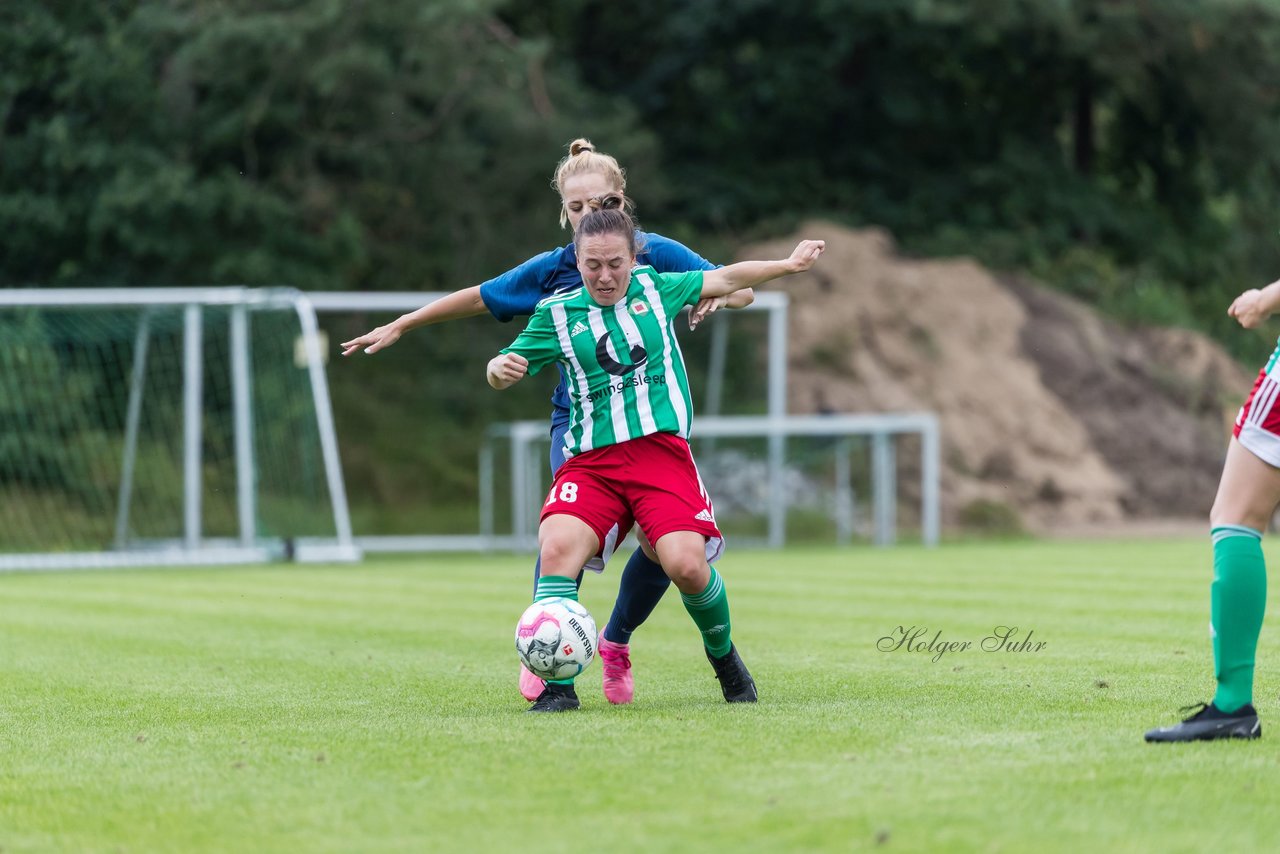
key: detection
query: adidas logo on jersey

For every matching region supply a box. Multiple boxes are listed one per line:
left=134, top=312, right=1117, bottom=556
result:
left=570, top=320, right=589, bottom=337
left=694, top=509, right=715, bottom=523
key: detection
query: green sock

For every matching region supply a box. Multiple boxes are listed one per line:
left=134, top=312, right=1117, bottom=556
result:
left=1210, top=526, right=1267, bottom=713
left=534, top=575, right=578, bottom=604
left=534, top=576, right=579, bottom=685
left=681, top=566, right=732, bottom=658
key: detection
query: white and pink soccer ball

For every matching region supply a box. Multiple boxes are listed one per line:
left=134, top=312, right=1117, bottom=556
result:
left=515, top=598, right=597, bottom=681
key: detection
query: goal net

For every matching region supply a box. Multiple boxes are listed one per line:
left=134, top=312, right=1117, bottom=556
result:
left=0, top=288, right=358, bottom=570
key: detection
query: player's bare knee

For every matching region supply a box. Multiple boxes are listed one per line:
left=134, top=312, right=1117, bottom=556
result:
left=1211, top=493, right=1269, bottom=532
left=663, top=552, right=709, bottom=592
left=538, top=536, right=584, bottom=577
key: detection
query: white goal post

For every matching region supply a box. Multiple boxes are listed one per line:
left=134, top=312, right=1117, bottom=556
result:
left=0, top=288, right=359, bottom=570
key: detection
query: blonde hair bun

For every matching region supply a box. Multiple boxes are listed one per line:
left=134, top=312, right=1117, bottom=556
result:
left=554, top=138, right=626, bottom=229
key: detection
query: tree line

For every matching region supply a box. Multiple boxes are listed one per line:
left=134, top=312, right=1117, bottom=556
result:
left=5, top=1, right=1280, bottom=334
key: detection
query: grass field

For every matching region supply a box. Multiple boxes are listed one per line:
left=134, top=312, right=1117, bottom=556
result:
left=4, top=538, right=1280, bottom=852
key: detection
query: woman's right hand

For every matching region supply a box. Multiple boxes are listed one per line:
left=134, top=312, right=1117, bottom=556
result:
left=1229, top=289, right=1272, bottom=329
left=487, top=353, right=529, bottom=389
left=786, top=239, right=825, bottom=273
left=341, top=323, right=403, bottom=356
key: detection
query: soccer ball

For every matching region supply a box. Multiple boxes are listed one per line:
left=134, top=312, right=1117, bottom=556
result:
left=515, top=598, right=597, bottom=681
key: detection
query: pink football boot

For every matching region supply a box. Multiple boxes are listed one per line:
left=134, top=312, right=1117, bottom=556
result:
left=519, top=664, right=544, bottom=702
left=597, top=627, right=634, bottom=705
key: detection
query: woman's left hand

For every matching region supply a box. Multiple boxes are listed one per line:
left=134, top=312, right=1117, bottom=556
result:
left=689, top=295, right=729, bottom=330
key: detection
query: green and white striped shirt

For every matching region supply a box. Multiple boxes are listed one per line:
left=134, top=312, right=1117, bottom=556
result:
left=502, top=265, right=704, bottom=458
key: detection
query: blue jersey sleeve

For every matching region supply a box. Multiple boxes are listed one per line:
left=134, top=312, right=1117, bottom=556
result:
left=638, top=232, right=719, bottom=274
left=478, top=248, right=566, bottom=322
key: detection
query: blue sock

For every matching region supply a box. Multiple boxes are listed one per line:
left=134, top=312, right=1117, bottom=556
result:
left=603, top=546, right=671, bottom=645
left=532, top=554, right=584, bottom=599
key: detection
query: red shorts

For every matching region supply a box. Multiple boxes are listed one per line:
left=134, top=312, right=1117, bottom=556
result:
left=540, top=432, right=725, bottom=572
left=1234, top=365, right=1280, bottom=466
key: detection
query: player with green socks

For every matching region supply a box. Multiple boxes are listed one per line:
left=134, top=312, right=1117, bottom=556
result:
left=1145, top=281, right=1280, bottom=742
left=488, top=207, right=824, bottom=711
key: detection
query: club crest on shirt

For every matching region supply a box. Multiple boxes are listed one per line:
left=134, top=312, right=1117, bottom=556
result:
left=629, top=299, right=649, bottom=316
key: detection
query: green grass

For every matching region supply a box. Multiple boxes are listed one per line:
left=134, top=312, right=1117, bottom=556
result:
left=3, top=539, right=1280, bottom=852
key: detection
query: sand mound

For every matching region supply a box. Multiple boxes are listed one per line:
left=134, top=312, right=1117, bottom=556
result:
left=743, top=222, right=1249, bottom=532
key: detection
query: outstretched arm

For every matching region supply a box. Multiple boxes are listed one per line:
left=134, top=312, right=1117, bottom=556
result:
left=341, top=287, right=487, bottom=356
left=342, top=249, right=562, bottom=356
left=1229, top=279, right=1280, bottom=329
left=699, top=240, right=825, bottom=299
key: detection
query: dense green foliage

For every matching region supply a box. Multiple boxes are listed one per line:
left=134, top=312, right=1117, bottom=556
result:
left=7, top=0, right=1280, bottom=312
left=508, top=0, right=1280, bottom=344
left=0, top=0, right=655, bottom=290
left=8, top=0, right=1280, bottom=528
left=4, top=541, right=1280, bottom=850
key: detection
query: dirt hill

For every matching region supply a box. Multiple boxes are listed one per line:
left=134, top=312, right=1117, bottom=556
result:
left=745, top=222, right=1250, bottom=533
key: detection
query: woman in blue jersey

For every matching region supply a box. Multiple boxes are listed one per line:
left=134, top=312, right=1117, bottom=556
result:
left=341, top=139, right=752, bottom=705
left=1145, top=281, right=1280, bottom=743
